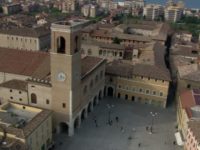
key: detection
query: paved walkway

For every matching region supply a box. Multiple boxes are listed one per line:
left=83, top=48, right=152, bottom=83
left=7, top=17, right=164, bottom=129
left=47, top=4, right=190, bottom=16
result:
left=54, top=97, right=182, bottom=150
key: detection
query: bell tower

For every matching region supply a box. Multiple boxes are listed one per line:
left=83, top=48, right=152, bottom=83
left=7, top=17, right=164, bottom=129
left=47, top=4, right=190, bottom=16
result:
left=50, top=20, right=88, bottom=135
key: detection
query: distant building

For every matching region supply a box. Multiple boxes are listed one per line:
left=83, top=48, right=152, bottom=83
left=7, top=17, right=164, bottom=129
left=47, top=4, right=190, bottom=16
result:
left=164, top=5, right=183, bottom=22
left=90, top=5, right=96, bottom=18
left=143, top=4, right=164, bottom=20
left=81, top=4, right=96, bottom=18
left=175, top=31, right=192, bottom=42
left=0, top=102, right=52, bottom=150
left=2, top=3, right=22, bottom=15
left=62, top=0, right=76, bottom=13
left=0, top=26, right=50, bottom=51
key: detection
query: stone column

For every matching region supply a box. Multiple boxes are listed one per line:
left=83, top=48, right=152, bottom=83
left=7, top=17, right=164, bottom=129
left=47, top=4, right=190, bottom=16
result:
left=68, top=122, right=74, bottom=137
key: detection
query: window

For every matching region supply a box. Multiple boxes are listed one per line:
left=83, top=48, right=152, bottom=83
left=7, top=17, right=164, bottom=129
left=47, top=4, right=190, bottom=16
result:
left=118, top=93, right=121, bottom=98
left=10, top=96, right=13, bottom=99
left=19, top=98, right=22, bottom=101
left=99, top=50, right=102, bottom=55
left=19, top=91, right=22, bottom=94
left=90, top=80, right=93, bottom=88
left=74, top=36, right=78, bottom=53
left=95, top=75, right=98, bottom=82
left=153, top=91, right=156, bottom=95
left=57, top=36, right=66, bottom=54
left=146, top=90, right=150, bottom=94
left=132, top=96, right=135, bottom=101
left=125, top=94, right=128, bottom=100
left=46, top=99, right=49, bottom=104
left=88, top=49, right=92, bottom=55
left=119, top=52, right=123, bottom=57
left=83, top=86, right=87, bottom=94
left=139, top=88, right=143, bottom=93
left=118, top=85, right=121, bottom=88
left=100, top=70, right=103, bottom=79
left=62, top=103, right=66, bottom=108
left=31, top=93, right=37, bottom=104
left=10, top=89, right=12, bottom=92
left=160, top=92, right=163, bottom=97
left=187, top=84, right=191, bottom=89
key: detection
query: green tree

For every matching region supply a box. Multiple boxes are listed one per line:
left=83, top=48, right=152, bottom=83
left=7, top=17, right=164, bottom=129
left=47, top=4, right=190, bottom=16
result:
left=0, top=5, right=3, bottom=13
left=112, top=37, right=122, bottom=44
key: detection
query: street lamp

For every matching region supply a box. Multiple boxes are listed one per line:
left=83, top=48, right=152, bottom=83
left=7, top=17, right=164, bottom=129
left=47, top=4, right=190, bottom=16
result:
left=149, top=112, right=158, bottom=134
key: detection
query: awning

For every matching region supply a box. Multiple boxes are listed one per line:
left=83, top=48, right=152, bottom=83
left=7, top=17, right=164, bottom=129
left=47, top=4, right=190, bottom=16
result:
left=175, top=132, right=184, bottom=146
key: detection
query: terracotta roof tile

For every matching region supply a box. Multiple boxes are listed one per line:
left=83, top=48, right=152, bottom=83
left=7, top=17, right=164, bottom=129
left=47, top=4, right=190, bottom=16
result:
left=81, top=56, right=105, bottom=79
left=0, top=47, right=49, bottom=77
left=188, top=119, right=200, bottom=142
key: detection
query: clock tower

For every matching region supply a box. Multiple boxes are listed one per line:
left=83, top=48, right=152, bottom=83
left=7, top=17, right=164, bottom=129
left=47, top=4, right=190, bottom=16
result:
left=50, top=20, right=88, bottom=135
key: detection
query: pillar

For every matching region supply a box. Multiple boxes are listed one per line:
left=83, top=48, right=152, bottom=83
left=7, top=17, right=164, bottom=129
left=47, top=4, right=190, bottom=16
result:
left=68, top=122, right=74, bottom=137
left=84, top=109, right=88, bottom=118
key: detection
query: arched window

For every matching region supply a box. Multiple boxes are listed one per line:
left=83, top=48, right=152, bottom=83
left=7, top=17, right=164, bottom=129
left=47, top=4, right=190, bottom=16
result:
left=31, top=93, right=37, bottom=104
left=57, top=36, right=66, bottom=54
left=99, top=50, right=102, bottom=55
left=95, top=75, right=98, bottom=83
left=100, top=70, right=103, bottom=79
left=88, top=49, right=92, bottom=55
left=74, top=36, right=78, bottom=53
left=90, top=80, right=93, bottom=88
left=83, top=86, right=87, bottom=94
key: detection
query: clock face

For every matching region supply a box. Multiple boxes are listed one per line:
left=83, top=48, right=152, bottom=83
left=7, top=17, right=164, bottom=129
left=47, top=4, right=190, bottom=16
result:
left=57, top=72, right=66, bottom=82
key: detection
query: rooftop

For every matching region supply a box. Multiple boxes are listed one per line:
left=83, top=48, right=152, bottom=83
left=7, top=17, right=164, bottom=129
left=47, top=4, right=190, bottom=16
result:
left=0, top=79, right=27, bottom=91
left=0, top=47, right=49, bottom=77
left=180, top=89, right=200, bottom=118
left=178, top=64, right=200, bottom=82
left=51, top=19, right=90, bottom=30
left=0, top=26, right=50, bottom=38
left=81, top=56, right=106, bottom=79
left=106, top=42, right=170, bottom=81
left=188, top=119, right=200, bottom=143
left=0, top=102, right=51, bottom=138
left=0, top=103, right=40, bottom=128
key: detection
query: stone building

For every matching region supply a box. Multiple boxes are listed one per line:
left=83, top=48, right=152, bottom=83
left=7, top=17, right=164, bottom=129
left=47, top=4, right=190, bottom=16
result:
left=0, top=102, right=52, bottom=150
left=2, top=3, right=22, bottom=15
left=143, top=4, right=164, bottom=20
left=0, top=19, right=106, bottom=137
left=177, top=89, right=200, bottom=142
left=105, top=42, right=171, bottom=108
left=0, top=26, right=50, bottom=51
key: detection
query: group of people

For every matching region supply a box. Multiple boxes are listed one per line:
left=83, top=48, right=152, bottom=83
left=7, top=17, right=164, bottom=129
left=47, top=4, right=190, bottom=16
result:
left=93, top=115, right=119, bottom=127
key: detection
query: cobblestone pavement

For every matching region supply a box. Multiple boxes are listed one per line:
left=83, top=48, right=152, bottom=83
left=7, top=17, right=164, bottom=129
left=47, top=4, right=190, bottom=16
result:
left=54, top=97, right=182, bottom=150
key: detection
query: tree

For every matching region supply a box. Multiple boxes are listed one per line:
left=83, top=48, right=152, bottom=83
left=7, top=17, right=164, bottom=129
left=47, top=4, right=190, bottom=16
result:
left=0, top=5, right=3, bottom=13
left=112, top=37, right=122, bottom=44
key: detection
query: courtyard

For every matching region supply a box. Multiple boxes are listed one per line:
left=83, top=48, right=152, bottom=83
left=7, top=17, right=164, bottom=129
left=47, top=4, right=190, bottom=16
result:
left=54, top=97, right=182, bottom=150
